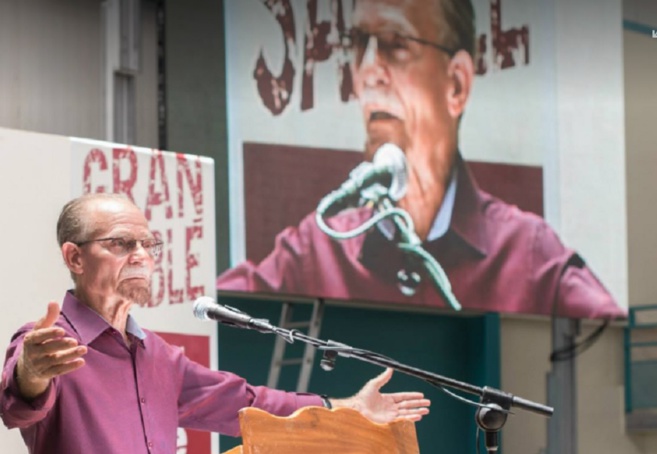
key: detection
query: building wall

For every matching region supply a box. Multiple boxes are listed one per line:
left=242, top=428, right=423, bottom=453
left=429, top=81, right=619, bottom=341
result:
left=624, top=24, right=657, bottom=306
left=0, top=1, right=158, bottom=452
left=500, top=4, right=657, bottom=453
left=502, top=16, right=657, bottom=454
left=0, top=0, right=157, bottom=147
left=502, top=318, right=657, bottom=454
left=0, top=0, right=103, bottom=138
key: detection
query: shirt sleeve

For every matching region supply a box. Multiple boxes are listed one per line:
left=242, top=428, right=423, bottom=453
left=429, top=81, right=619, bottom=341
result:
left=531, top=221, right=626, bottom=320
left=557, top=254, right=627, bottom=319
left=0, top=328, right=58, bottom=429
left=175, top=346, right=322, bottom=437
left=216, top=219, right=313, bottom=294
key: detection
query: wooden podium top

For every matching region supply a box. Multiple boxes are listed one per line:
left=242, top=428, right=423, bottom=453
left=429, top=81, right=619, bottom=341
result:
left=224, top=406, right=419, bottom=454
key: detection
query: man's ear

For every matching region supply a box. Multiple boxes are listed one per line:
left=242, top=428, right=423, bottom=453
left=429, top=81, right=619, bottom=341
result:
left=61, top=242, right=84, bottom=276
left=446, top=50, right=474, bottom=119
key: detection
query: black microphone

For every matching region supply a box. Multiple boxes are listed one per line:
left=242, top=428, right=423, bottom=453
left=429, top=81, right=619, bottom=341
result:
left=193, top=297, right=273, bottom=332
left=316, top=143, right=407, bottom=216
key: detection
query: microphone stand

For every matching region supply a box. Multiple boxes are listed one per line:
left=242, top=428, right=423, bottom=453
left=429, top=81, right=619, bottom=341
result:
left=376, top=197, right=461, bottom=311
left=235, top=317, right=553, bottom=454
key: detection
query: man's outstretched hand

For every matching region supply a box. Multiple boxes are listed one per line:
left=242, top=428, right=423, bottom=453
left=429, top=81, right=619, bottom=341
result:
left=330, top=368, right=430, bottom=423
left=16, top=302, right=87, bottom=400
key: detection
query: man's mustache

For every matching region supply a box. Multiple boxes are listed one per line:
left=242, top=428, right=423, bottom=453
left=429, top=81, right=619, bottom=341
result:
left=120, top=267, right=151, bottom=280
left=359, top=91, right=403, bottom=119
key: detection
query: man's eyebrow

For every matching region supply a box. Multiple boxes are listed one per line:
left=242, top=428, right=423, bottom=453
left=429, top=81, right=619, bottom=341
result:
left=354, top=11, right=418, bottom=36
left=104, top=231, right=153, bottom=239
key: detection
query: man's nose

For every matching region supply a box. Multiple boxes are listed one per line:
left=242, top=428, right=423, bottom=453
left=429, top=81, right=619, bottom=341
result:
left=361, top=34, right=378, bottom=66
left=127, top=241, right=150, bottom=261
left=355, top=35, right=390, bottom=87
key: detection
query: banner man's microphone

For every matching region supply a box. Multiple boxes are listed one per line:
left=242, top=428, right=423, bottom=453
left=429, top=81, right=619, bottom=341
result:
left=316, top=143, right=408, bottom=217
left=193, top=296, right=273, bottom=332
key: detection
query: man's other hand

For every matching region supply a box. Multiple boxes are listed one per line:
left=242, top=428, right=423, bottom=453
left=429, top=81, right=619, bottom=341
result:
left=329, top=368, right=431, bottom=423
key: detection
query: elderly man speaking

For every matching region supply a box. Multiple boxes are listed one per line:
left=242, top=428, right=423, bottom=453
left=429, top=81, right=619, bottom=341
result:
left=1, top=193, right=430, bottom=454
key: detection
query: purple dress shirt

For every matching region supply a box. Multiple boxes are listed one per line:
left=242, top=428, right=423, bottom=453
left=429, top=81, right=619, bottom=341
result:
left=0, top=292, right=321, bottom=454
left=217, top=156, right=626, bottom=320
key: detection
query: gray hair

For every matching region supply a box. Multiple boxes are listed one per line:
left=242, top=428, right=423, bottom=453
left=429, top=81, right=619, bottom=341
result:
left=435, top=0, right=476, bottom=58
left=56, top=193, right=134, bottom=246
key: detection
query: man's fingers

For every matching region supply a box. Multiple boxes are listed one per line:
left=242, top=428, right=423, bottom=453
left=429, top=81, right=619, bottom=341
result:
left=34, top=302, right=61, bottom=330
left=24, top=327, right=67, bottom=346
left=397, top=406, right=430, bottom=421
left=43, top=346, right=87, bottom=367
left=37, top=338, right=80, bottom=356
left=398, top=406, right=430, bottom=415
left=41, top=301, right=61, bottom=328
left=367, top=368, right=394, bottom=390
left=399, top=413, right=426, bottom=422
left=27, top=346, right=87, bottom=378
left=63, top=345, right=87, bottom=361
left=43, top=358, right=86, bottom=379
left=390, top=391, right=426, bottom=403
left=397, top=398, right=431, bottom=409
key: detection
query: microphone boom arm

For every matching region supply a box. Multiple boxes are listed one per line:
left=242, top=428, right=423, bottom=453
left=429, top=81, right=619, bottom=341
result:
left=203, top=308, right=554, bottom=434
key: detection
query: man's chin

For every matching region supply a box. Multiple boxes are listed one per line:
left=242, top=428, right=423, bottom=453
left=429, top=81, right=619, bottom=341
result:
left=365, top=123, right=407, bottom=159
left=118, top=283, right=152, bottom=307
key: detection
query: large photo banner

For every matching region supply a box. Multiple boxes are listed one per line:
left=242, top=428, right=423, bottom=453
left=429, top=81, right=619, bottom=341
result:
left=219, top=0, right=627, bottom=319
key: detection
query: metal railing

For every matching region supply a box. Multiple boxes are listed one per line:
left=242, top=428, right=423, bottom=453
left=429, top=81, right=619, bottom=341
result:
left=625, top=305, right=657, bottom=415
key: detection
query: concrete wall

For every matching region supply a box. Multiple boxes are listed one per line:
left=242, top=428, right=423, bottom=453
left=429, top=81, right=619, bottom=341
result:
left=502, top=318, right=657, bottom=454
left=624, top=23, right=657, bottom=307
left=502, top=8, right=657, bottom=454
left=0, top=0, right=157, bottom=147
left=0, top=1, right=158, bottom=452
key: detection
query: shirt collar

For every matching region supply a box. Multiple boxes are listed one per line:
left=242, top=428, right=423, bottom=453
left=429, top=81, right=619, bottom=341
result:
left=358, top=153, right=491, bottom=286
left=126, top=316, right=146, bottom=340
left=448, top=154, right=490, bottom=256
left=375, top=161, right=458, bottom=242
left=426, top=170, right=458, bottom=241
left=62, top=291, right=147, bottom=345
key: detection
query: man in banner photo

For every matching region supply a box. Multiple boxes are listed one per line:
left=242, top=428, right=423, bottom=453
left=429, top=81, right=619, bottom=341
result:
left=217, top=0, right=625, bottom=319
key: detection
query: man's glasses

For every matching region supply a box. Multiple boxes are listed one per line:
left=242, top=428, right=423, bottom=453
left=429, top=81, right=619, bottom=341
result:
left=75, top=237, right=164, bottom=259
left=340, top=28, right=456, bottom=67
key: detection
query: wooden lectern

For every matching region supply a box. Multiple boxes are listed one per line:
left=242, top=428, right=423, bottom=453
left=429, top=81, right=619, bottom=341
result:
left=223, top=406, right=419, bottom=454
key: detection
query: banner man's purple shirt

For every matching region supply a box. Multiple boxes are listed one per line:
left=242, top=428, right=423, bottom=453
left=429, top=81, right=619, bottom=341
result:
left=218, top=157, right=625, bottom=320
